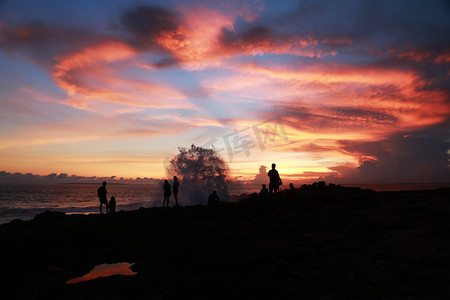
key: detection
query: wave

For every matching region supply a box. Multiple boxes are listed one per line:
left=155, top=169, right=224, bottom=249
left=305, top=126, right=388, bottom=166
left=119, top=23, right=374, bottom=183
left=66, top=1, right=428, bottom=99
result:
left=0, top=200, right=155, bottom=225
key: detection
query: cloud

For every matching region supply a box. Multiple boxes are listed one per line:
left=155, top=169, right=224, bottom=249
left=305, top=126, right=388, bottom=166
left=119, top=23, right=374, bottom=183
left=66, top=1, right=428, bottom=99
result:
left=324, top=132, right=450, bottom=184
left=0, top=1, right=448, bottom=182
left=252, top=165, right=267, bottom=184
left=0, top=22, right=101, bottom=66
left=217, top=24, right=340, bottom=58
left=0, top=171, right=162, bottom=184
left=121, top=5, right=182, bottom=52
left=278, top=0, right=449, bottom=46
left=236, top=59, right=449, bottom=139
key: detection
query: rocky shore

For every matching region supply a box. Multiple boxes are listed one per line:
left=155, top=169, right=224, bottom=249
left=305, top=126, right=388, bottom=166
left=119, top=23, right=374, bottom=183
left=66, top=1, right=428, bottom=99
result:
left=1, top=185, right=450, bottom=299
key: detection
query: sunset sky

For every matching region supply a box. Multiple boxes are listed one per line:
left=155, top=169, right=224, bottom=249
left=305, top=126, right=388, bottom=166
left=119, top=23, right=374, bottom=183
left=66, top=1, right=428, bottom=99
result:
left=0, top=0, right=449, bottom=183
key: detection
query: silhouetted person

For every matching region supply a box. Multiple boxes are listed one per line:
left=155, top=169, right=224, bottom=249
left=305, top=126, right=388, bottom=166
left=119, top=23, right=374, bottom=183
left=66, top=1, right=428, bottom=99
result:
left=163, top=180, right=171, bottom=207
left=268, top=163, right=282, bottom=195
left=208, top=190, right=219, bottom=207
left=259, top=184, right=269, bottom=200
left=97, top=181, right=109, bottom=214
left=287, top=183, right=296, bottom=200
left=173, top=176, right=180, bottom=206
left=109, top=196, right=116, bottom=214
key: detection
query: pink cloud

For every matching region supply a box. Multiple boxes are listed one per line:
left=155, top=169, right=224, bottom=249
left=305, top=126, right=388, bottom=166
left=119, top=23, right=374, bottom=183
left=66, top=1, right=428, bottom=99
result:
left=50, top=40, right=193, bottom=110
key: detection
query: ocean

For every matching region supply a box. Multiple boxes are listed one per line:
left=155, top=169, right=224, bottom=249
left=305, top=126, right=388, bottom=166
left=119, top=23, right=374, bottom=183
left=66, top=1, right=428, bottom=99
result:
left=0, top=183, right=449, bottom=225
left=0, top=183, right=261, bottom=225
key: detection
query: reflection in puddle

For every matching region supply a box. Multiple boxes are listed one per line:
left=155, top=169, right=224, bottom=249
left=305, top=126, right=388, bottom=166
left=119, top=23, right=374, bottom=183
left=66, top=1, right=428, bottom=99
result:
left=66, top=262, right=137, bottom=284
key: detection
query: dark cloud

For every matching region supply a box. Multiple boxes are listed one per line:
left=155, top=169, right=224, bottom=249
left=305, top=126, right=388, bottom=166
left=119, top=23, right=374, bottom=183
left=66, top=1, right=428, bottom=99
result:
left=0, top=22, right=104, bottom=66
left=365, top=43, right=450, bottom=100
left=274, top=105, right=398, bottom=132
left=262, top=0, right=450, bottom=86
left=326, top=132, right=450, bottom=184
left=0, top=171, right=161, bottom=184
left=0, top=5, right=185, bottom=68
left=154, top=57, right=180, bottom=69
left=220, top=25, right=274, bottom=50
left=275, top=140, right=339, bottom=153
left=121, top=5, right=182, bottom=51
left=285, top=0, right=450, bottom=46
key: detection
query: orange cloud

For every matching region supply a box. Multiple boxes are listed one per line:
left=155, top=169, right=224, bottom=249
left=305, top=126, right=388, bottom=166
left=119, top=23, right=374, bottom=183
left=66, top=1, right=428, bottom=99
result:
left=204, top=61, right=448, bottom=140
left=147, top=5, right=338, bottom=69
left=241, top=62, right=417, bottom=86
left=50, top=40, right=194, bottom=110
left=52, top=40, right=136, bottom=94
left=152, top=6, right=235, bottom=69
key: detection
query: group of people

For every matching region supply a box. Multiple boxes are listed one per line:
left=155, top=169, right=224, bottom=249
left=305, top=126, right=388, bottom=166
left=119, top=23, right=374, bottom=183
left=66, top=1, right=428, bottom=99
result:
left=162, top=176, right=180, bottom=207
left=97, top=181, right=116, bottom=214
left=259, top=163, right=283, bottom=200
left=97, top=163, right=285, bottom=212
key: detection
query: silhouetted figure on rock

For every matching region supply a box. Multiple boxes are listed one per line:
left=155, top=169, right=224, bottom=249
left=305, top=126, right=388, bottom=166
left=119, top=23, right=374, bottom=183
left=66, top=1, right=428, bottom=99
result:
left=163, top=180, right=171, bottom=207
left=208, top=190, right=219, bottom=207
left=287, top=183, right=296, bottom=200
left=173, top=176, right=180, bottom=206
left=109, top=196, right=116, bottom=214
left=259, top=184, right=269, bottom=200
left=97, top=181, right=109, bottom=214
left=268, top=163, right=282, bottom=196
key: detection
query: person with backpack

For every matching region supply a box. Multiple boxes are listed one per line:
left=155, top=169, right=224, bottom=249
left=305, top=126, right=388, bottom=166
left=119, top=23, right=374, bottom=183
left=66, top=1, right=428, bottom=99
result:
left=97, top=181, right=109, bottom=214
left=268, top=163, right=282, bottom=195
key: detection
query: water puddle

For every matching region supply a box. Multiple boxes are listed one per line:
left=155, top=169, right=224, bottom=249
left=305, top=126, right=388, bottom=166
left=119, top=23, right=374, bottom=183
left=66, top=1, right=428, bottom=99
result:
left=66, top=262, right=137, bottom=284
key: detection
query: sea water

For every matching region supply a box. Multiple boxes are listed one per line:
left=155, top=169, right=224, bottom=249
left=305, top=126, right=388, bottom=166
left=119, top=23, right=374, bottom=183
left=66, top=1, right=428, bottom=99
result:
left=1, top=183, right=448, bottom=225
left=0, top=184, right=163, bottom=224
left=0, top=183, right=261, bottom=224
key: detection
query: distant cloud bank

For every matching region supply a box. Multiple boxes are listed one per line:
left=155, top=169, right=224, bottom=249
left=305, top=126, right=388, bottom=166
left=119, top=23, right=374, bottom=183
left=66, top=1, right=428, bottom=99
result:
left=0, top=171, right=161, bottom=185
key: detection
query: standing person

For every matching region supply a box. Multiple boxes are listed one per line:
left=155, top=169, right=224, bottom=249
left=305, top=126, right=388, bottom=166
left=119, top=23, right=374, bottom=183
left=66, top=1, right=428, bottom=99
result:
left=208, top=190, right=219, bottom=207
left=97, top=181, right=109, bottom=214
left=268, top=163, right=282, bottom=195
left=172, top=176, right=180, bottom=206
left=109, top=196, right=116, bottom=214
left=163, top=180, right=171, bottom=207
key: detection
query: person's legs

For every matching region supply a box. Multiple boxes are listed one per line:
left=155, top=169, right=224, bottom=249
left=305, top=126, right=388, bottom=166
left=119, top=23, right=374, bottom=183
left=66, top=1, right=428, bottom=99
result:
left=269, top=183, right=274, bottom=194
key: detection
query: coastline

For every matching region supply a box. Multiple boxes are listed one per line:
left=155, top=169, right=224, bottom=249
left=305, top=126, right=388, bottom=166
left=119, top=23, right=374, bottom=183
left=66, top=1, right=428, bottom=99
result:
left=2, top=182, right=450, bottom=226
left=1, top=186, right=450, bottom=299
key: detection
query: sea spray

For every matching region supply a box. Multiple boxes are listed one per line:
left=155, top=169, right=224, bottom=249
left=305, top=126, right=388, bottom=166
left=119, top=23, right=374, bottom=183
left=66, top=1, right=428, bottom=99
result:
left=166, top=144, right=230, bottom=205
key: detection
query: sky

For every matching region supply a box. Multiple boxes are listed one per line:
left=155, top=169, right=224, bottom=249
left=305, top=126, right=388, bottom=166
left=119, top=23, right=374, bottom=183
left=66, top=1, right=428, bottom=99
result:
left=0, top=0, right=449, bottom=184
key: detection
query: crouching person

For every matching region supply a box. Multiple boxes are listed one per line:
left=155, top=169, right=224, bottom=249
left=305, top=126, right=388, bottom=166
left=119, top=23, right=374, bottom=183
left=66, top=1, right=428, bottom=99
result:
left=109, top=196, right=116, bottom=214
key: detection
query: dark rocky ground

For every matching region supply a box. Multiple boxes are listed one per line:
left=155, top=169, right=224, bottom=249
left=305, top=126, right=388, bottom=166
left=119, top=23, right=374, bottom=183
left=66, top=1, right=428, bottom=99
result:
left=1, top=185, right=450, bottom=299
